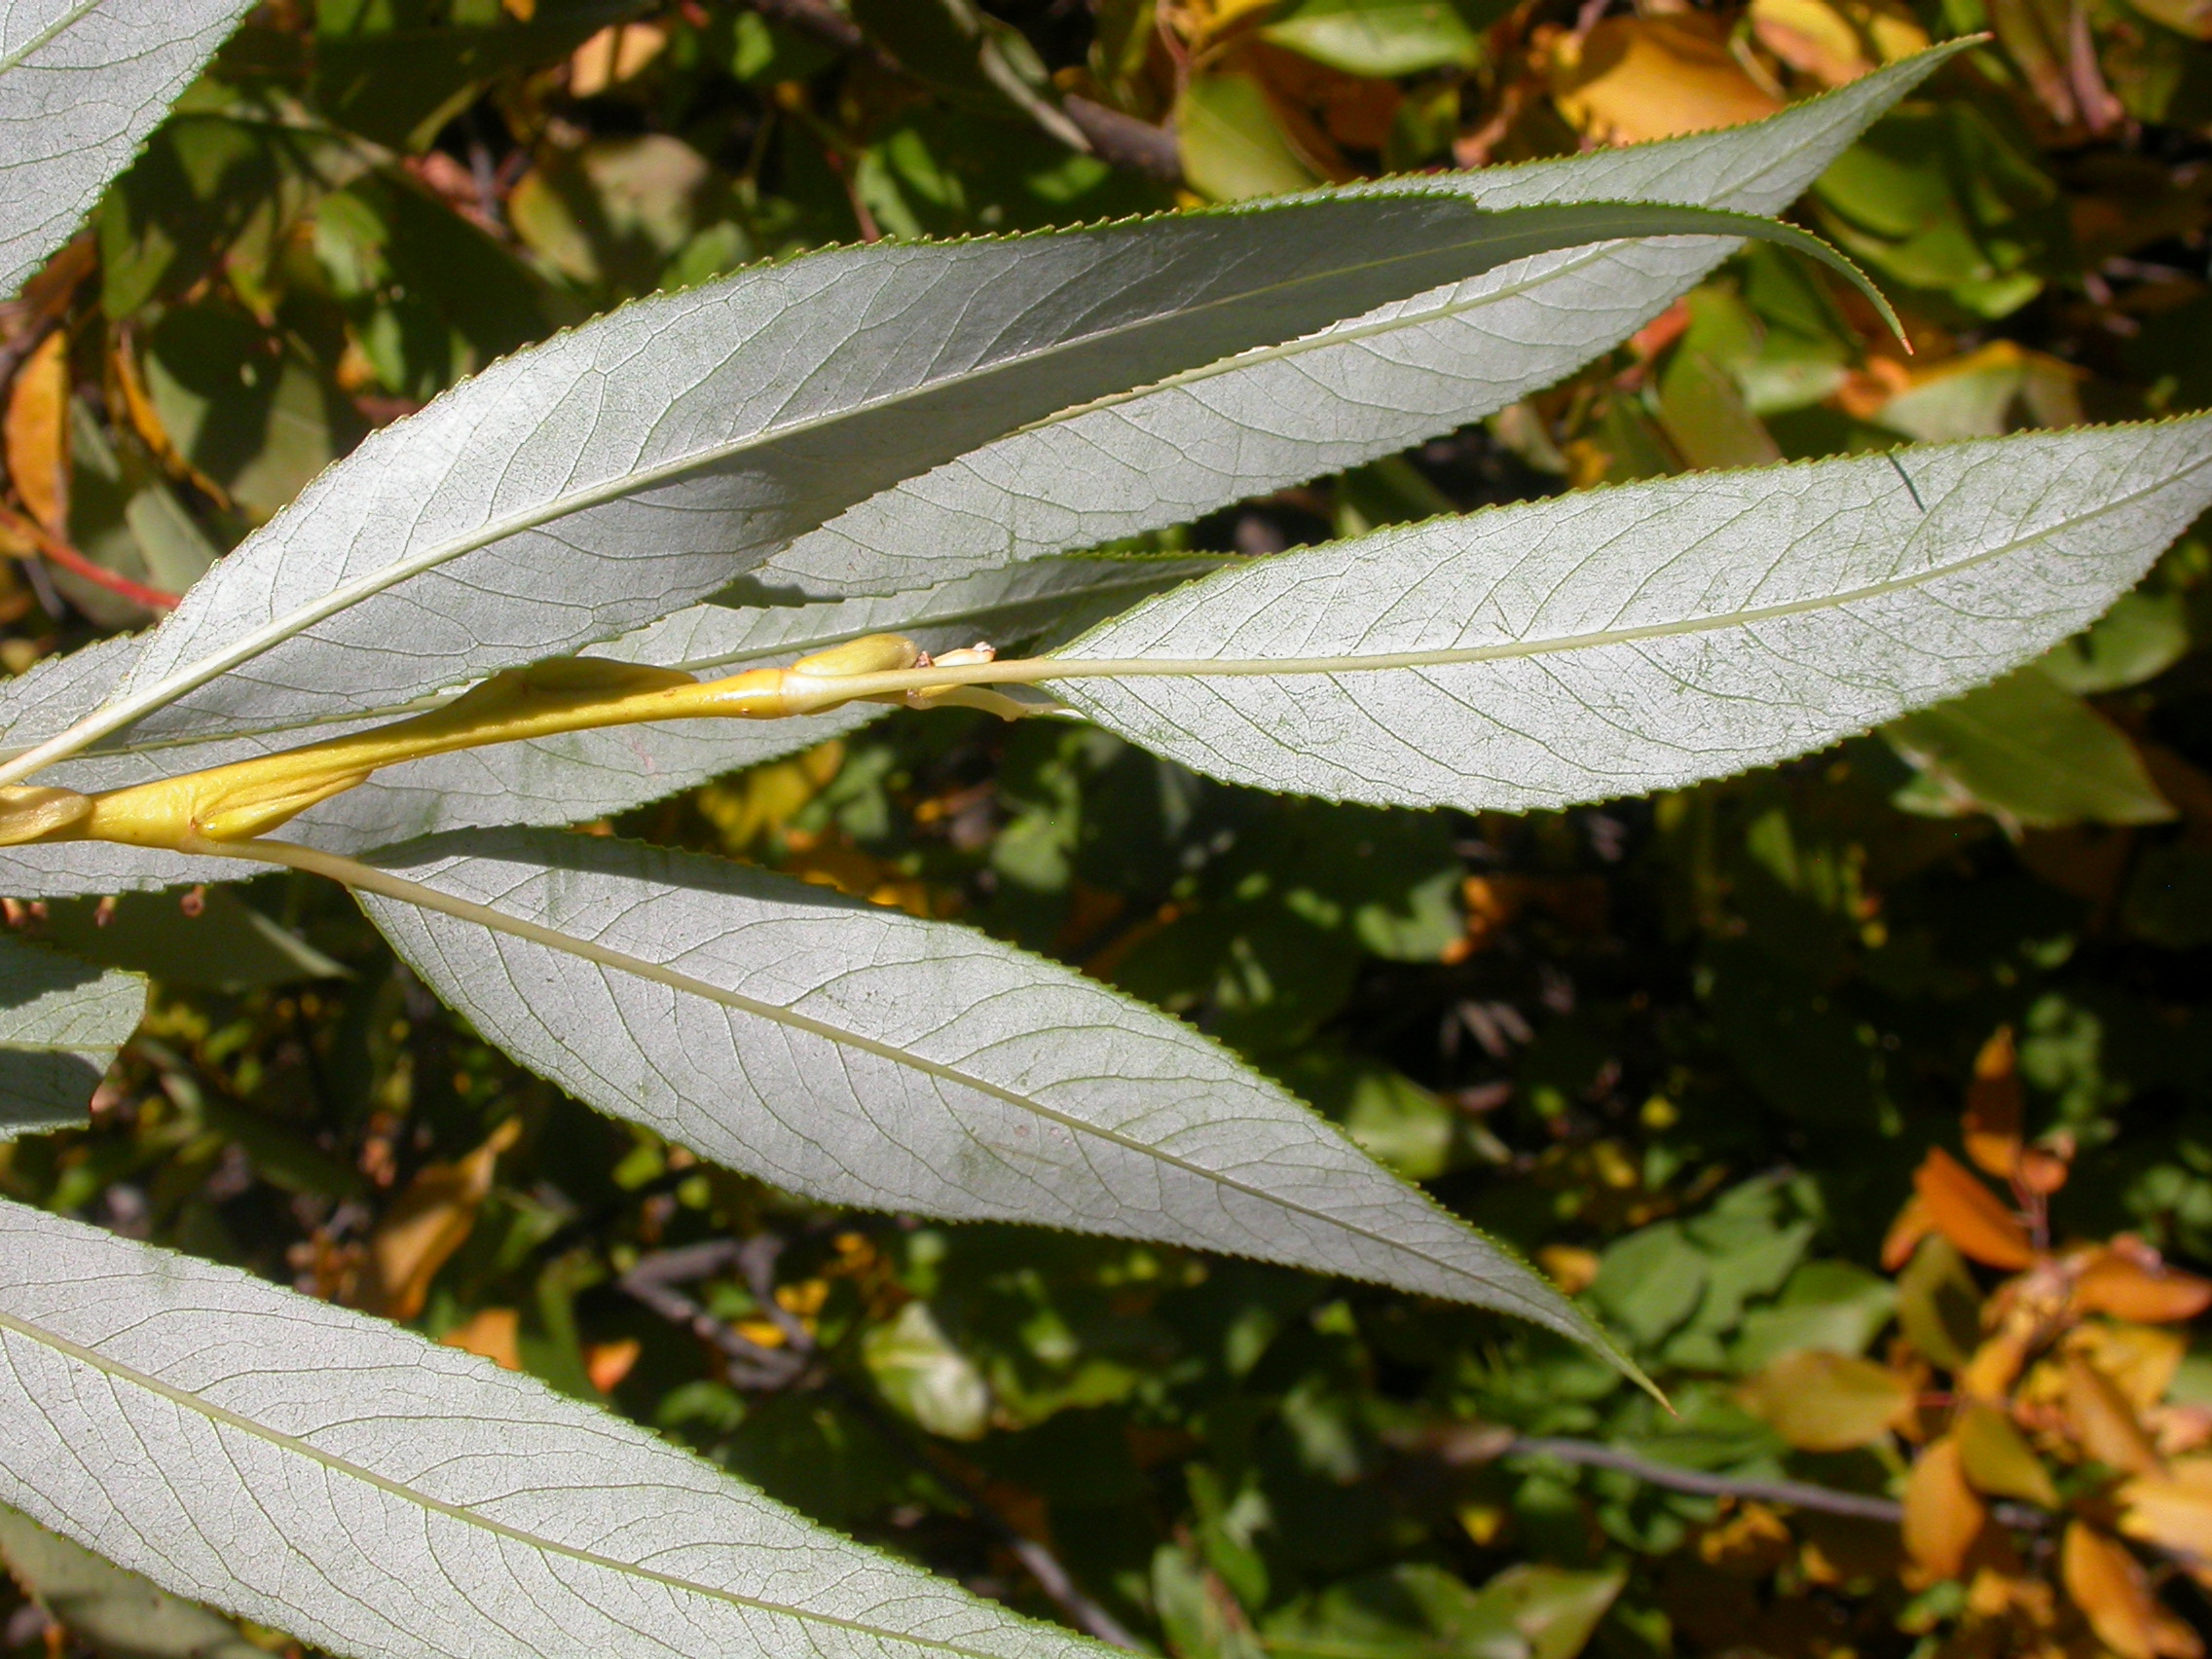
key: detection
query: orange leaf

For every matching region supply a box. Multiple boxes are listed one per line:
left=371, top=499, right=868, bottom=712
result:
left=569, top=20, right=668, bottom=98
left=2066, top=1350, right=2165, bottom=1477
left=2072, top=1321, right=2187, bottom=1414
left=1883, top=1191, right=1936, bottom=1272
left=4, top=329, right=70, bottom=535
left=1750, top=0, right=1875, bottom=86
left=1914, top=1147, right=2035, bottom=1271
left=368, top=1118, right=523, bottom=1321
left=2062, top=1521, right=2204, bottom=1659
left=2120, top=1456, right=2212, bottom=1579
left=585, top=1338, right=643, bottom=1394
left=1549, top=16, right=1783, bottom=145
left=1959, top=1320, right=2033, bottom=1401
left=1963, top=1026, right=2023, bottom=1180
left=2074, top=1248, right=2212, bottom=1325
left=1903, top=1435, right=1988, bottom=1586
left=440, top=1307, right=523, bottom=1371
left=2016, top=1142, right=2071, bottom=1197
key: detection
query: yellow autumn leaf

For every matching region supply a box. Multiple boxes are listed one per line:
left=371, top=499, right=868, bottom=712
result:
left=3, top=329, right=69, bottom=535
left=1740, top=1349, right=1915, bottom=1451
left=369, top=1118, right=523, bottom=1321
left=1903, top=1434, right=1988, bottom=1587
left=440, top=1307, right=523, bottom=1371
left=1550, top=16, right=1782, bottom=145
left=2062, top=1521, right=2203, bottom=1659
left=2119, top=1456, right=2212, bottom=1586
left=2064, top=1349, right=2165, bottom=1478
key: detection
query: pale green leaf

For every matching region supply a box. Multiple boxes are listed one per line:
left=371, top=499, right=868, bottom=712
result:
left=762, top=48, right=1962, bottom=597
left=347, top=830, right=1633, bottom=1374
left=0, top=0, right=255, bottom=300
left=0, top=933, right=143, bottom=1139
left=1049, top=420, right=2212, bottom=813
left=0, top=1200, right=1115, bottom=1659
left=0, top=192, right=1840, bottom=789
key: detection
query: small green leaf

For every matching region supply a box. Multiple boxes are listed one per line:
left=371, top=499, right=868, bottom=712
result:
left=1888, top=665, right=2176, bottom=830
left=2037, top=590, right=2192, bottom=694
left=861, top=1302, right=993, bottom=1441
left=1263, top=0, right=1484, bottom=77
left=0, top=933, right=144, bottom=1140
left=0, top=1505, right=264, bottom=1659
left=1177, top=73, right=1322, bottom=203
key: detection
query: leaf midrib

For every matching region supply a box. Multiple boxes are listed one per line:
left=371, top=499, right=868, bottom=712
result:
left=0, top=1296, right=1072, bottom=1659
left=0, top=0, right=104, bottom=79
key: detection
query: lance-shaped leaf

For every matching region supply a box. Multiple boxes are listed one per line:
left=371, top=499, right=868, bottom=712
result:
left=1047, top=419, right=2212, bottom=812
left=0, top=933, right=144, bottom=1138
left=0, top=1200, right=1114, bottom=1659
left=346, top=829, right=1627, bottom=1370
left=1, top=196, right=1843, bottom=787
left=0, top=557, right=1218, bottom=895
left=1, top=0, right=256, bottom=300
left=760, top=48, right=1962, bottom=597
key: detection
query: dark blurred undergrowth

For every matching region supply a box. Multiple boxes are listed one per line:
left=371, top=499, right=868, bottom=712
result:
left=3, top=1, right=2211, bottom=1656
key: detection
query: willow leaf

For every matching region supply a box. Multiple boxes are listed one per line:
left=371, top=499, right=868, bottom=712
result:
left=0, top=1201, right=1113, bottom=1659
left=0, top=195, right=1835, bottom=788
left=1049, top=419, right=2212, bottom=812
left=0, top=933, right=143, bottom=1138
left=347, top=830, right=1627, bottom=1371
left=759, top=47, right=1962, bottom=597
left=0, top=0, right=253, bottom=299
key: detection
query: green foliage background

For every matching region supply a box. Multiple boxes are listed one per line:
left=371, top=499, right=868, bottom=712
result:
left=3, top=1, right=2210, bottom=1655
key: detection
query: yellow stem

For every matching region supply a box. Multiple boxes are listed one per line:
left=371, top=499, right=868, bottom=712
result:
left=0, top=633, right=1034, bottom=853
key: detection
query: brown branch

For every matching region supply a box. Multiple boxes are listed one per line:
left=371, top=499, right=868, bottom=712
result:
left=738, top=2, right=1183, bottom=187
left=743, top=0, right=898, bottom=71
left=618, top=1235, right=1143, bottom=1649
left=1063, top=97, right=1182, bottom=183
left=1493, top=1435, right=2047, bottom=1531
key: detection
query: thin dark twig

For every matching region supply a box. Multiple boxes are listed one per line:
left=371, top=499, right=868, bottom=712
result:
left=1503, top=1436, right=2046, bottom=1531
left=619, top=1236, right=1142, bottom=1648
left=1886, top=450, right=1927, bottom=513
left=533, top=1163, right=698, bottom=1261
left=618, top=1239, right=808, bottom=1388
left=738, top=1, right=1181, bottom=186
left=742, top=0, right=899, bottom=71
